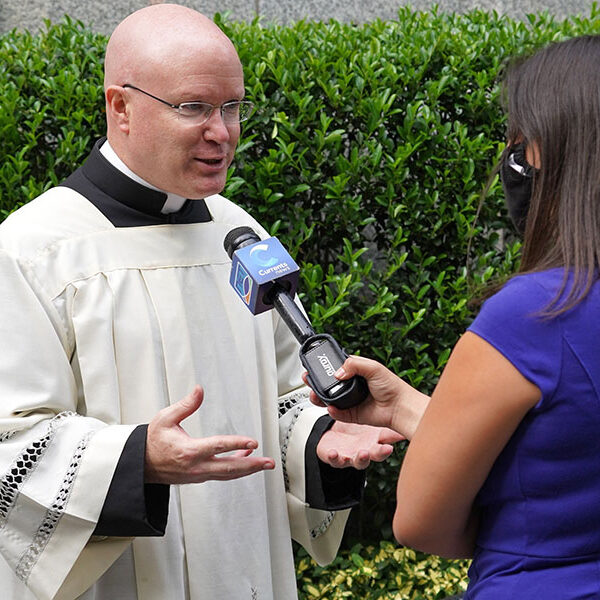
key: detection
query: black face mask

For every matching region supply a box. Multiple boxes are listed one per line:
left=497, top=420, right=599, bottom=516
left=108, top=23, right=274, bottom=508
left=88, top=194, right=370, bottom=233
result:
left=499, top=142, right=535, bottom=235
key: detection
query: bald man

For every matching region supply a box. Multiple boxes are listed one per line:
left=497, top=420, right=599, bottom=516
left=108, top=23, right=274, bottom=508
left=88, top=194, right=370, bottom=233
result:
left=0, top=4, right=401, bottom=599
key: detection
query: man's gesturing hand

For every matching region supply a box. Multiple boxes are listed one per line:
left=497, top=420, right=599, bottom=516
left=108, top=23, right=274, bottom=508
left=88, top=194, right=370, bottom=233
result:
left=317, top=421, right=404, bottom=470
left=145, top=386, right=275, bottom=484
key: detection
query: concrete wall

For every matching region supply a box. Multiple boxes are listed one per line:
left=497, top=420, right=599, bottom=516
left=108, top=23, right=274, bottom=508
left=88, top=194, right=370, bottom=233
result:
left=1, top=0, right=597, bottom=36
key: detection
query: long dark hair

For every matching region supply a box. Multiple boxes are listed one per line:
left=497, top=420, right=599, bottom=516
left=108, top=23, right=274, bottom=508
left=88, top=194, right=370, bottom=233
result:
left=502, top=35, right=600, bottom=316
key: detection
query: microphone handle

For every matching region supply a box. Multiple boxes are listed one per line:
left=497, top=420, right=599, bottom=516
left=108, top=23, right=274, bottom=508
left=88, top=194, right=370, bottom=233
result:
left=269, top=282, right=369, bottom=408
left=269, top=284, right=315, bottom=344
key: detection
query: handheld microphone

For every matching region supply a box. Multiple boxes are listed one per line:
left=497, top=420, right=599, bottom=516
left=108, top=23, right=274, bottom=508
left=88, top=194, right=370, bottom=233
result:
left=224, top=226, right=368, bottom=409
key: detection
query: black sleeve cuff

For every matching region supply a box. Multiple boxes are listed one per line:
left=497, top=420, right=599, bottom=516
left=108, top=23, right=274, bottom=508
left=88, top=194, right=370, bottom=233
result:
left=304, top=415, right=366, bottom=511
left=93, top=424, right=170, bottom=537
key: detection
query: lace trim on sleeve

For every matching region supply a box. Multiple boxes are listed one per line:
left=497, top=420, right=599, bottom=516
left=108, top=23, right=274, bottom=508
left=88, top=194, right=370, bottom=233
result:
left=278, top=389, right=311, bottom=491
left=310, top=511, right=334, bottom=539
left=278, top=389, right=310, bottom=418
left=0, top=412, right=77, bottom=529
left=16, top=430, right=93, bottom=582
left=0, top=431, right=17, bottom=443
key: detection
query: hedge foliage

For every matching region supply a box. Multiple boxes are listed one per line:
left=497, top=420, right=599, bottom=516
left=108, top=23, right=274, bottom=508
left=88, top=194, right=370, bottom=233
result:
left=3, top=6, right=600, bottom=594
left=296, top=543, right=468, bottom=599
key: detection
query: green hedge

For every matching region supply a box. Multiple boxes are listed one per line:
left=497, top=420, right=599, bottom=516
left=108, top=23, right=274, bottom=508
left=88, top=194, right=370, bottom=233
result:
left=3, top=7, right=600, bottom=595
left=296, top=541, right=468, bottom=600
left=296, top=543, right=468, bottom=599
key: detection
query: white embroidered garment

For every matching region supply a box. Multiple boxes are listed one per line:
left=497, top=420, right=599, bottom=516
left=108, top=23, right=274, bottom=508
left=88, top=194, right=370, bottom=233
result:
left=0, top=189, right=349, bottom=600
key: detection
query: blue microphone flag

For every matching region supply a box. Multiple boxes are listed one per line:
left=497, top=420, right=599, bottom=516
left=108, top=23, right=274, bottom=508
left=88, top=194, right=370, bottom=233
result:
left=229, top=236, right=300, bottom=315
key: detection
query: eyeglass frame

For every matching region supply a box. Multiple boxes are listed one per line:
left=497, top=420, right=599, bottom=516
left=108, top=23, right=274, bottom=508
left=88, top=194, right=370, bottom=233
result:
left=122, top=84, right=254, bottom=125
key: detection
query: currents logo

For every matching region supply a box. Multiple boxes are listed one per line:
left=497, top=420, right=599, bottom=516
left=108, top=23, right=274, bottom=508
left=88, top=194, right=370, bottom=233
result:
left=249, top=241, right=291, bottom=277
left=249, top=243, right=279, bottom=268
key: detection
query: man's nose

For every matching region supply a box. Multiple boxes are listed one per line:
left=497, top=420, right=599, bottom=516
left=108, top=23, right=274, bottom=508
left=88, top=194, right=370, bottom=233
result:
left=201, top=108, right=232, bottom=141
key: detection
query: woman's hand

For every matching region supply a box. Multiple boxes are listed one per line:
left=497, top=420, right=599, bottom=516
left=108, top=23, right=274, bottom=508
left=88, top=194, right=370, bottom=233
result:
left=304, top=355, right=430, bottom=440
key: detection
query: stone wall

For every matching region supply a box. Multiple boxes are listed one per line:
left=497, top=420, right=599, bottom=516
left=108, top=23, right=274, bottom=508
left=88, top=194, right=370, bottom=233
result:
left=1, top=0, right=597, bottom=36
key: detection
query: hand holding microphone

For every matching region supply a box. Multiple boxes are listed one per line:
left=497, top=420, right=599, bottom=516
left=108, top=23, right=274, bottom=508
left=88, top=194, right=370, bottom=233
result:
left=223, top=226, right=368, bottom=409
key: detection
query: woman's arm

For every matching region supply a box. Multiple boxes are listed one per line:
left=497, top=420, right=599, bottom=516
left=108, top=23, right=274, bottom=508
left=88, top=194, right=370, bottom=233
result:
left=393, top=331, right=540, bottom=558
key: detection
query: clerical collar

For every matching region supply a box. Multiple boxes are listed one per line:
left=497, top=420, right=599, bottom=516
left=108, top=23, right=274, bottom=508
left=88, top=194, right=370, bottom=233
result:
left=59, top=138, right=212, bottom=227
left=99, top=140, right=187, bottom=214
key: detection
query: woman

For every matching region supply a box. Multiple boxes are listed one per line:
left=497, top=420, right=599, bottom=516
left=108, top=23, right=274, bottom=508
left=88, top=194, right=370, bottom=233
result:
left=312, top=35, right=600, bottom=598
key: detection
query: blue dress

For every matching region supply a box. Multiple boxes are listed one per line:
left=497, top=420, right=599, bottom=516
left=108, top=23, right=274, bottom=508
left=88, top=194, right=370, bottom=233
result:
left=464, top=269, right=600, bottom=599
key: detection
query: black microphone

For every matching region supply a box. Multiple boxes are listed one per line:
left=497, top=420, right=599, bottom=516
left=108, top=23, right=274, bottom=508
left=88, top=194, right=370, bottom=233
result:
left=223, top=226, right=313, bottom=341
left=224, top=226, right=368, bottom=409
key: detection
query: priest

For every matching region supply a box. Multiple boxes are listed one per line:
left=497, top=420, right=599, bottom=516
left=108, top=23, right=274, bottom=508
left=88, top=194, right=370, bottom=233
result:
left=0, top=4, right=401, bottom=600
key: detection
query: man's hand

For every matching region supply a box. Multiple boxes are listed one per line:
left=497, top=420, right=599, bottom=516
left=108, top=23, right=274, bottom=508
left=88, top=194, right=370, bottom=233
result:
left=145, top=386, right=275, bottom=484
left=316, top=421, right=404, bottom=470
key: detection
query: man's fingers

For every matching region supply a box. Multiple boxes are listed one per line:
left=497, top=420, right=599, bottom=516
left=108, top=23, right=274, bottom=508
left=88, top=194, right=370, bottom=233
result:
left=146, top=431, right=273, bottom=484
left=196, top=435, right=259, bottom=458
left=159, top=385, right=204, bottom=427
left=322, top=444, right=395, bottom=470
left=371, top=443, right=394, bottom=461
left=232, top=448, right=254, bottom=458
left=207, top=455, right=275, bottom=481
left=352, top=449, right=371, bottom=470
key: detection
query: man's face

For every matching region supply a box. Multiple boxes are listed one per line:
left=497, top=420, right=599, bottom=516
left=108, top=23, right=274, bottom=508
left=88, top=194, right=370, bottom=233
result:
left=123, top=48, right=245, bottom=199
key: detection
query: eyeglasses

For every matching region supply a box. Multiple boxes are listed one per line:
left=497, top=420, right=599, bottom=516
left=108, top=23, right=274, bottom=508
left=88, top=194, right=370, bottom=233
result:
left=122, top=84, right=254, bottom=125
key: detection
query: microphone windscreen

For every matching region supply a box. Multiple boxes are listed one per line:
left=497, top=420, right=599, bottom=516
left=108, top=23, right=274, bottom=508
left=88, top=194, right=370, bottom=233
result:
left=223, top=226, right=261, bottom=258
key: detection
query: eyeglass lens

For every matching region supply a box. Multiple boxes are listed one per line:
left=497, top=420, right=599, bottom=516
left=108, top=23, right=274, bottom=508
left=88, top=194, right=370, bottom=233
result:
left=178, top=101, right=252, bottom=123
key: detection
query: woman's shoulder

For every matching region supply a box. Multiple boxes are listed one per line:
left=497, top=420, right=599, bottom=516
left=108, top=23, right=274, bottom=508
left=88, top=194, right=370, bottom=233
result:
left=479, top=270, right=562, bottom=320
left=486, top=268, right=600, bottom=320
left=468, top=270, right=565, bottom=365
left=468, top=270, right=566, bottom=398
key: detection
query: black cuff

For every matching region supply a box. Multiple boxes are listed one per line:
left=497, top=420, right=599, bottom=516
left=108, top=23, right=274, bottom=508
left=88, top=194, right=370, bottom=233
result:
left=304, top=415, right=366, bottom=511
left=93, top=424, right=170, bottom=537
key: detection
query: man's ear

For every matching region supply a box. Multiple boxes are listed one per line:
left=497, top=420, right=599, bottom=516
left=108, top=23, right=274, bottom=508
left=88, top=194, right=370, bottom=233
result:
left=105, top=86, right=130, bottom=133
